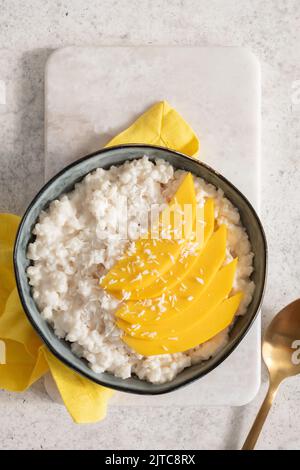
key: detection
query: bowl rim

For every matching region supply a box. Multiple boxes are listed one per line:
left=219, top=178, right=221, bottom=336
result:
left=13, top=143, right=268, bottom=394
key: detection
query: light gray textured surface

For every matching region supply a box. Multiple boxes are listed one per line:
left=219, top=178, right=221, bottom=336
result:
left=0, top=0, right=299, bottom=450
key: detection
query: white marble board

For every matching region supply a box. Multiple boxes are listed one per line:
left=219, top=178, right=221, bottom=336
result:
left=45, top=46, right=261, bottom=406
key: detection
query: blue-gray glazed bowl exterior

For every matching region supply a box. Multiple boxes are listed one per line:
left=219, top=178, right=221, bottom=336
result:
left=14, top=144, right=267, bottom=395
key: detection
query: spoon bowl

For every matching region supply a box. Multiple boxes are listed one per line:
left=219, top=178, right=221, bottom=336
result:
left=263, top=299, right=300, bottom=380
left=242, top=299, right=300, bottom=449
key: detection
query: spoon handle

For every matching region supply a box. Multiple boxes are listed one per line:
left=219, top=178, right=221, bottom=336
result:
left=242, top=382, right=279, bottom=450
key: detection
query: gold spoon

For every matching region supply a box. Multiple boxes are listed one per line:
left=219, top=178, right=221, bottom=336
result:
left=242, top=299, right=300, bottom=450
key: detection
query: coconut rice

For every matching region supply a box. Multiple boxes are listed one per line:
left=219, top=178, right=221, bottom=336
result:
left=27, top=157, right=255, bottom=384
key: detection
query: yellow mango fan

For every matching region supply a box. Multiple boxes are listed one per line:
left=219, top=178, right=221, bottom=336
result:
left=101, top=175, right=243, bottom=356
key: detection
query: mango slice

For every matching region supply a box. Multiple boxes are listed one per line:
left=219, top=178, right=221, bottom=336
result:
left=116, top=225, right=228, bottom=325
left=127, top=198, right=215, bottom=300
left=122, top=293, right=243, bottom=356
left=117, top=257, right=237, bottom=340
left=99, top=172, right=241, bottom=357
left=100, top=172, right=197, bottom=294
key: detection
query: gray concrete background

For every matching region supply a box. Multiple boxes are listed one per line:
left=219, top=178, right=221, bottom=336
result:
left=0, top=0, right=299, bottom=450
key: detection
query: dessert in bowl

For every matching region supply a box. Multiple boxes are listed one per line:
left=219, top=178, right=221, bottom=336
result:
left=14, top=145, right=267, bottom=394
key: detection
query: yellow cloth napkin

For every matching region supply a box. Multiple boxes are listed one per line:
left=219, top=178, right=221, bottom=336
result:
left=0, top=101, right=199, bottom=423
left=106, top=101, right=199, bottom=157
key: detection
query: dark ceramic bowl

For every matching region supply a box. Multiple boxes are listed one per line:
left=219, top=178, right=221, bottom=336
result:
left=14, top=144, right=267, bottom=394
